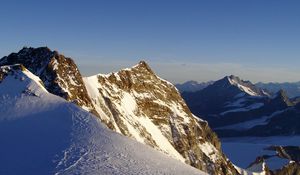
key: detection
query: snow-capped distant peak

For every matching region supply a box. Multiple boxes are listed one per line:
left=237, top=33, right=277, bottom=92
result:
left=226, top=75, right=267, bottom=97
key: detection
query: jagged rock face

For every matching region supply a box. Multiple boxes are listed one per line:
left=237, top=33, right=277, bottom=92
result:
left=84, top=61, right=238, bottom=175
left=0, top=47, right=95, bottom=112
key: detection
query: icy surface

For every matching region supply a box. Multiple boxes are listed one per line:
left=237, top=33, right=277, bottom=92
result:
left=0, top=66, right=206, bottom=175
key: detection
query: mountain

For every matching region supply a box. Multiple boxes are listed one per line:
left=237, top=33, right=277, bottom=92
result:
left=256, top=81, right=300, bottom=98
left=182, top=75, right=270, bottom=126
left=0, top=47, right=96, bottom=113
left=0, top=47, right=238, bottom=175
left=175, top=80, right=214, bottom=92
left=180, top=76, right=300, bottom=173
left=0, top=64, right=206, bottom=175
left=182, top=75, right=300, bottom=137
left=83, top=61, right=237, bottom=174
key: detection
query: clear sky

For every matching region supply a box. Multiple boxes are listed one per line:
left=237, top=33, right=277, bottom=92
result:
left=1, top=0, right=300, bottom=83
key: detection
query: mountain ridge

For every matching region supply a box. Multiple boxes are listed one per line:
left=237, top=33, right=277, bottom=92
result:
left=182, top=75, right=300, bottom=137
left=0, top=47, right=238, bottom=175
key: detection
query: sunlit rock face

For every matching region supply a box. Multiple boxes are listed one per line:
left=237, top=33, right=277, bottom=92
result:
left=84, top=61, right=238, bottom=175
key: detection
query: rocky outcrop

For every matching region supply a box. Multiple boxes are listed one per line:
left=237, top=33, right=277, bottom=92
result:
left=84, top=61, right=238, bottom=175
left=0, top=47, right=95, bottom=113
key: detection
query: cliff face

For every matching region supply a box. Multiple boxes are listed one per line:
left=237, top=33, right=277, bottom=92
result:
left=0, top=47, right=95, bottom=112
left=84, top=61, right=238, bottom=174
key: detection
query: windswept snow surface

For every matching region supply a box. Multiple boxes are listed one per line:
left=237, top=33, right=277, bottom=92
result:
left=0, top=67, right=206, bottom=175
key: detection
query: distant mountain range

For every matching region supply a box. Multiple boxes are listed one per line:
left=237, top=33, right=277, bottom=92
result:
left=181, top=75, right=300, bottom=174
left=181, top=75, right=300, bottom=137
left=177, top=80, right=300, bottom=98
left=175, top=80, right=214, bottom=92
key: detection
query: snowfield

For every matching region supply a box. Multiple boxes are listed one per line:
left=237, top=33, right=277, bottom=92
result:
left=0, top=65, right=206, bottom=175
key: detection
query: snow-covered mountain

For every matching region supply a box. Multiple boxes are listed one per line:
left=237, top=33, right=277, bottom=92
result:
left=182, top=75, right=270, bottom=125
left=175, top=80, right=214, bottom=93
left=0, top=47, right=96, bottom=113
left=83, top=61, right=237, bottom=174
left=0, top=47, right=238, bottom=175
left=182, top=75, right=300, bottom=137
left=181, top=76, right=300, bottom=174
left=0, top=64, right=207, bottom=175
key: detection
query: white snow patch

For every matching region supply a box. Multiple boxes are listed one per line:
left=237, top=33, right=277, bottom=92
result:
left=235, top=165, right=266, bottom=175
left=198, top=142, right=219, bottom=163
left=228, top=77, right=260, bottom=96
left=120, top=92, right=137, bottom=113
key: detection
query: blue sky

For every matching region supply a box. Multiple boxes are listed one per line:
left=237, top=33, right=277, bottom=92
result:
left=1, top=0, right=300, bottom=83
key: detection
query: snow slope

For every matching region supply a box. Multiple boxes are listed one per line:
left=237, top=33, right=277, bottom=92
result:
left=0, top=65, right=206, bottom=175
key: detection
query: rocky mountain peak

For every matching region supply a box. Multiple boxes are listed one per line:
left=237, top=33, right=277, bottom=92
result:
left=273, top=89, right=293, bottom=107
left=84, top=62, right=238, bottom=175
left=132, top=60, right=154, bottom=74
left=0, top=47, right=96, bottom=113
left=0, top=47, right=54, bottom=73
left=227, top=74, right=241, bottom=82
